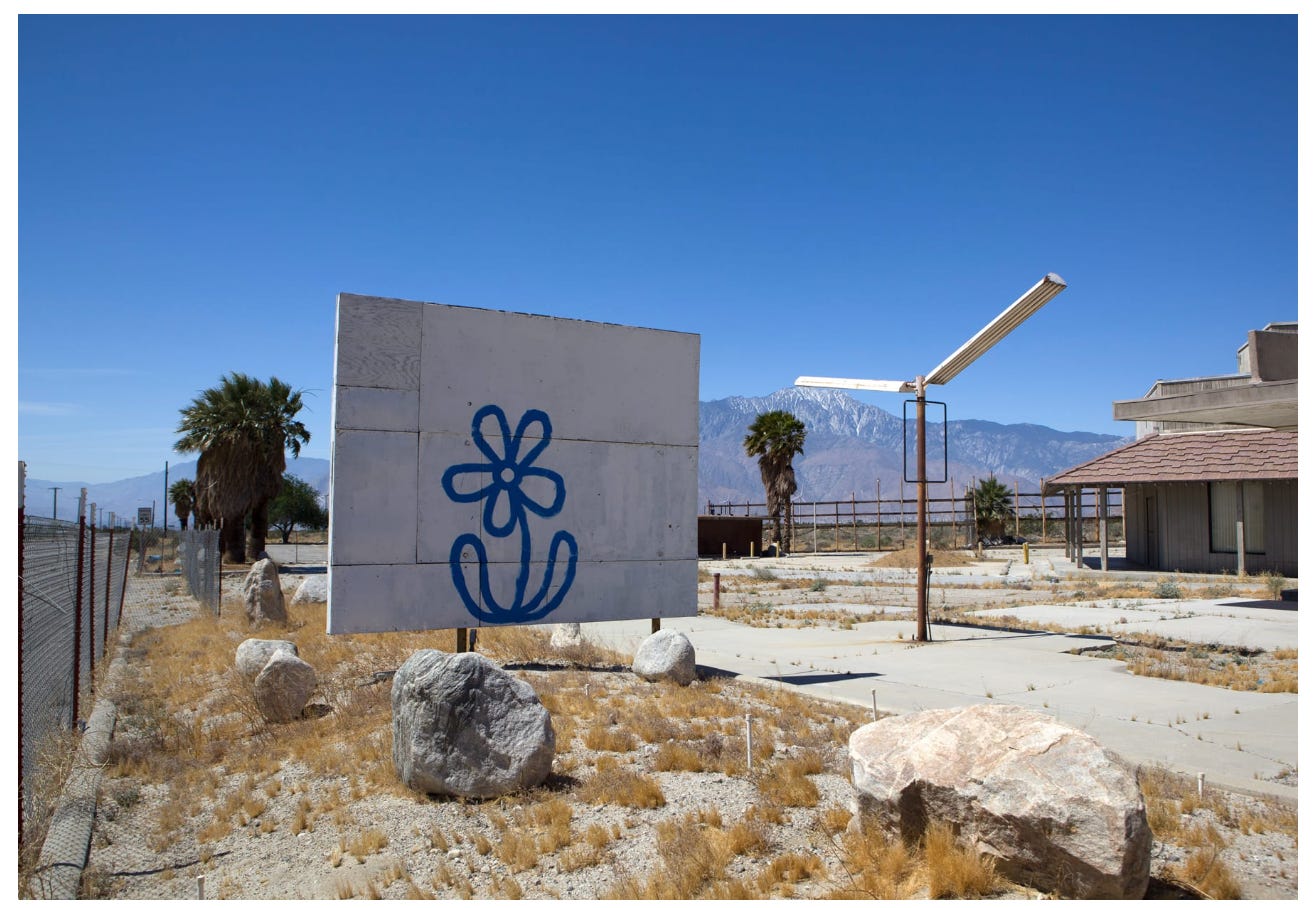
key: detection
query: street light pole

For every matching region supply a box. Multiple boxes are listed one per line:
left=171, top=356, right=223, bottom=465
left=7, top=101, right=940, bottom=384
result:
left=797, top=274, right=1067, bottom=645
left=915, top=376, right=929, bottom=641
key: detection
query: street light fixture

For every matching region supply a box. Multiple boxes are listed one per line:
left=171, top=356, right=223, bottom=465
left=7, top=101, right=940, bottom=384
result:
left=797, top=273, right=1067, bottom=642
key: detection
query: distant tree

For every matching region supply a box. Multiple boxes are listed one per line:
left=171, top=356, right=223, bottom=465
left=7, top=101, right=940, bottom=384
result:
left=968, top=476, right=1015, bottom=543
left=268, top=474, right=328, bottom=544
left=168, top=479, right=196, bottom=531
left=743, top=410, right=807, bottom=554
left=174, top=373, right=310, bottom=563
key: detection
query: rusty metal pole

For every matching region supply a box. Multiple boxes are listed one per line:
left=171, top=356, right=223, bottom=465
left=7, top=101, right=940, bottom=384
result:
left=72, top=489, right=87, bottom=726
left=713, top=573, right=721, bottom=610
left=915, top=378, right=929, bottom=643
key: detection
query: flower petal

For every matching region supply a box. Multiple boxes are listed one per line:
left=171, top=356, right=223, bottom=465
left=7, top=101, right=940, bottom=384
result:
left=441, top=462, right=496, bottom=503
left=471, top=405, right=513, bottom=466
left=518, top=467, right=566, bottom=518
left=483, top=486, right=521, bottom=537
left=512, top=409, right=553, bottom=467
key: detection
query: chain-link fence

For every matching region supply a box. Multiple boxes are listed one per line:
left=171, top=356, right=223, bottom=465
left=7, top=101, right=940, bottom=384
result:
left=179, top=528, right=222, bottom=614
left=19, top=506, right=131, bottom=845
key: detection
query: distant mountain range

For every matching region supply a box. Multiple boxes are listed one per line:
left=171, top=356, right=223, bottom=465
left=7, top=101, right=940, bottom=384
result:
left=698, top=388, right=1128, bottom=505
left=23, top=388, right=1128, bottom=522
left=23, top=458, right=332, bottom=525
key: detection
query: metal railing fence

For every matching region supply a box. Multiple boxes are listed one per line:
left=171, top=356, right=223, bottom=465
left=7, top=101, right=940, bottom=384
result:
left=705, top=487, right=1124, bottom=553
left=179, top=528, right=222, bottom=614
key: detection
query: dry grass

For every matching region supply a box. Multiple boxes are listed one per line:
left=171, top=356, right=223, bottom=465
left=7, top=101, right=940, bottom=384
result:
left=1092, top=641, right=1298, bottom=693
left=87, top=576, right=1294, bottom=900
left=1139, top=765, right=1295, bottom=898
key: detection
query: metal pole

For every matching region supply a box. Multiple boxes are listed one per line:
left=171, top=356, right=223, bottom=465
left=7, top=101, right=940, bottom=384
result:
left=88, top=505, right=96, bottom=695
left=51, top=486, right=61, bottom=520
left=72, top=489, right=87, bottom=726
left=117, top=526, right=131, bottom=629
left=916, top=377, right=929, bottom=642
left=104, top=526, right=115, bottom=654
left=18, top=462, right=25, bottom=846
left=163, top=462, right=169, bottom=531
left=1098, top=487, right=1109, bottom=571
left=875, top=479, right=882, bottom=552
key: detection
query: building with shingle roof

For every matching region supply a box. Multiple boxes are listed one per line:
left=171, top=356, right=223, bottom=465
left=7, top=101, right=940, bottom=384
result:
left=1045, top=324, right=1297, bottom=577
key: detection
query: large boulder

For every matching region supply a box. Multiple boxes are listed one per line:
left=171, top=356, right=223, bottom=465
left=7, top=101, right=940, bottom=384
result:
left=291, top=574, right=329, bottom=605
left=253, top=649, right=317, bottom=723
left=849, top=704, right=1151, bottom=899
left=549, top=622, right=584, bottom=650
left=392, top=650, right=555, bottom=798
left=242, top=557, right=287, bottom=625
left=632, top=628, right=696, bottom=685
left=235, top=638, right=299, bottom=681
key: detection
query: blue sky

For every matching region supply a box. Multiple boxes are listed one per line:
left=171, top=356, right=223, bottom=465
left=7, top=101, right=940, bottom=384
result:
left=16, top=13, right=1298, bottom=483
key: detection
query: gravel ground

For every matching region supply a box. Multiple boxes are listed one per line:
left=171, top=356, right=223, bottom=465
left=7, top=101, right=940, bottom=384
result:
left=75, top=573, right=1298, bottom=900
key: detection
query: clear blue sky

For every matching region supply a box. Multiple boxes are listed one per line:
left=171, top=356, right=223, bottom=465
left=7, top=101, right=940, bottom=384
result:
left=16, top=13, right=1298, bottom=483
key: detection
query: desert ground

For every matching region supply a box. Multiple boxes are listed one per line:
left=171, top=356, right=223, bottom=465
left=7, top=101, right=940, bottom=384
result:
left=22, top=547, right=1299, bottom=899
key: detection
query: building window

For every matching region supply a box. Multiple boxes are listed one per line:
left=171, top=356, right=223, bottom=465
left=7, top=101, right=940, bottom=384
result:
left=1209, top=482, right=1265, bottom=554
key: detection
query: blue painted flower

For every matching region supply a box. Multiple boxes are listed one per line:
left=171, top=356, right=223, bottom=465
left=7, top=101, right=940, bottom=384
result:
left=440, top=404, right=578, bottom=625
left=442, top=405, right=566, bottom=538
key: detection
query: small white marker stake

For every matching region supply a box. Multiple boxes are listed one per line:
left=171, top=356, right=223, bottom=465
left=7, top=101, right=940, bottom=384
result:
left=197, top=876, right=205, bottom=899
left=1198, top=772, right=1205, bottom=797
left=745, top=715, right=753, bottom=771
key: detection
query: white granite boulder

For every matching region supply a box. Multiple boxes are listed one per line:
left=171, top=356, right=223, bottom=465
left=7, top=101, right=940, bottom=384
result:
left=235, top=638, right=299, bottom=681
left=549, top=622, right=584, bottom=649
left=242, top=557, right=287, bottom=625
left=632, top=628, right=696, bottom=685
left=253, top=649, right=317, bottom=723
left=849, top=704, right=1151, bottom=899
left=291, top=574, right=329, bottom=605
left=392, top=650, right=555, bottom=798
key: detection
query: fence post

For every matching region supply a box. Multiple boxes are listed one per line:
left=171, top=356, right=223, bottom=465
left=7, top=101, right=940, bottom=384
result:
left=88, top=504, right=96, bottom=695
left=104, top=526, right=114, bottom=654
left=1014, top=480, right=1020, bottom=538
left=1041, top=481, right=1047, bottom=541
left=900, top=481, right=906, bottom=549
left=72, top=489, right=87, bottom=726
left=949, top=479, right=956, bottom=548
left=18, top=461, right=25, bottom=847
left=117, top=527, right=132, bottom=629
left=875, top=479, right=882, bottom=552
left=851, top=493, right=857, bottom=552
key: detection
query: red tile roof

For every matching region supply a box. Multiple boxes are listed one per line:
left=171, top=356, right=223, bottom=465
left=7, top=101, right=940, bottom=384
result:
left=1045, top=430, right=1297, bottom=488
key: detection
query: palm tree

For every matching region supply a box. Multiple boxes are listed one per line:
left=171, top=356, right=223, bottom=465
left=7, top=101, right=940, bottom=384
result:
left=968, top=476, right=1015, bottom=544
left=168, top=479, right=196, bottom=531
left=175, top=373, right=310, bottom=563
left=743, top=410, right=807, bottom=555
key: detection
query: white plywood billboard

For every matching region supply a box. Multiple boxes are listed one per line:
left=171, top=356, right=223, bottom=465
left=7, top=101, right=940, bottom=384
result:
left=327, top=293, right=700, bottom=634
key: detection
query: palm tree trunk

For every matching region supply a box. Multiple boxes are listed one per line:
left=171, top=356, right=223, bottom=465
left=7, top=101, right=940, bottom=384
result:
left=220, top=517, right=246, bottom=564
left=247, top=500, right=270, bottom=560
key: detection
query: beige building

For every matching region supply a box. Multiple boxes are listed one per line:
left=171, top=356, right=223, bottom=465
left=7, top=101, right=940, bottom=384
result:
left=1046, top=323, right=1297, bottom=577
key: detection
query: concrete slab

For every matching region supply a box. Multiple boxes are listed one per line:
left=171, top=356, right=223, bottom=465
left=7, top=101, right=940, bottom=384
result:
left=969, top=599, right=1297, bottom=652
left=579, top=612, right=1298, bottom=801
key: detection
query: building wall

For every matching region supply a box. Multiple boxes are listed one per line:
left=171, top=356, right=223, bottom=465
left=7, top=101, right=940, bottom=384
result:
left=1123, top=480, right=1297, bottom=577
